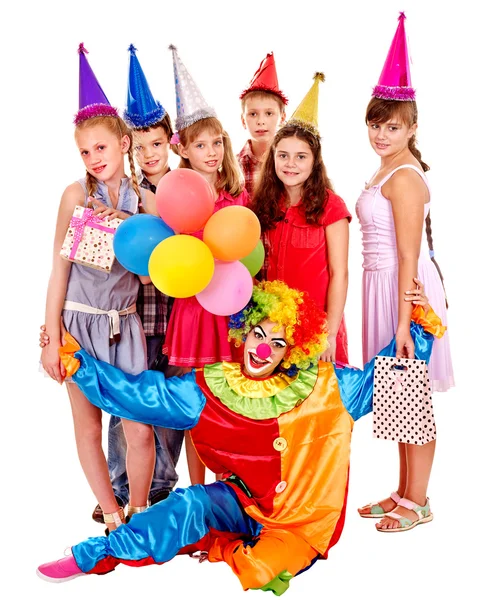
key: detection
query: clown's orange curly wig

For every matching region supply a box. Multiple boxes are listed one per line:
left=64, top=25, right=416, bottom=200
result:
left=228, top=280, right=328, bottom=371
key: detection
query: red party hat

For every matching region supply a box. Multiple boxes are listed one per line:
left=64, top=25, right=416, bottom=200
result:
left=240, top=52, right=288, bottom=105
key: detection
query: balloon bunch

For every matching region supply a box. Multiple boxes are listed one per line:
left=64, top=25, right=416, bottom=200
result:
left=113, top=170, right=264, bottom=316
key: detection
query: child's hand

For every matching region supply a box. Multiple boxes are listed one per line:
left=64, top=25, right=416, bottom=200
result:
left=395, top=327, right=415, bottom=359
left=320, top=334, right=336, bottom=362
left=404, top=278, right=430, bottom=312
left=39, top=324, right=50, bottom=348
left=41, top=345, right=66, bottom=384
left=91, top=198, right=130, bottom=220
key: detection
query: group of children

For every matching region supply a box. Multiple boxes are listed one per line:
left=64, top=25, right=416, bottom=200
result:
left=38, top=11, right=454, bottom=589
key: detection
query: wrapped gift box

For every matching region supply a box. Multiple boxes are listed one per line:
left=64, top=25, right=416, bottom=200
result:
left=60, top=206, right=123, bottom=272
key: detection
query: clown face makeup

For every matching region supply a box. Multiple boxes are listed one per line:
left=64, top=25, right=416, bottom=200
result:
left=243, top=320, right=288, bottom=378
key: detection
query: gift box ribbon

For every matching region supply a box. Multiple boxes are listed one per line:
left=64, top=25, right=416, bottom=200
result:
left=388, top=370, right=405, bottom=393
left=69, top=208, right=117, bottom=260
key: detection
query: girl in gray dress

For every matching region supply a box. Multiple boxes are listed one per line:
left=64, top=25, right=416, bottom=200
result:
left=41, top=107, right=157, bottom=532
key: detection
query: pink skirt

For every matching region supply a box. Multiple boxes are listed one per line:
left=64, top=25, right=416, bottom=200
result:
left=163, top=296, right=241, bottom=367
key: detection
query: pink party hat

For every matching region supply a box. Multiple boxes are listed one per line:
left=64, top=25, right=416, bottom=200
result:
left=372, top=12, right=415, bottom=101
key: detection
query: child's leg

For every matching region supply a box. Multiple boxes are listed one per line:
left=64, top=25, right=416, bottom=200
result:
left=209, top=528, right=318, bottom=592
left=66, top=383, right=124, bottom=529
left=70, top=483, right=257, bottom=575
left=121, top=419, right=155, bottom=510
left=358, top=442, right=408, bottom=516
left=376, top=439, right=435, bottom=531
left=106, top=416, right=129, bottom=506
left=185, top=430, right=206, bottom=485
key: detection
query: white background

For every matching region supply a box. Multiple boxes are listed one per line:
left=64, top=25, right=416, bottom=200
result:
left=2, top=0, right=483, bottom=598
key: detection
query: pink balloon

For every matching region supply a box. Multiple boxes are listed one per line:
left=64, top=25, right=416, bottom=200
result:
left=155, top=169, right=215, bottom=233
left=196, top=261, right=253, bottom=316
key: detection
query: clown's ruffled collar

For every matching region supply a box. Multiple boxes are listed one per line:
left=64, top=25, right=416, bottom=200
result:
left=203, top=362, right=319, bottom=420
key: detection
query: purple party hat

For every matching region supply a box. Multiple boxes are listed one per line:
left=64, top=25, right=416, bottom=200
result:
left=372, top=12, right=415, bottom=101
left=75, top=43, right=119, bottom=125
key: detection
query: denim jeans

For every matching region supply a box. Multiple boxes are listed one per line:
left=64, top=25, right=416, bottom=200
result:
left=107, top=335, right=184, bottom=505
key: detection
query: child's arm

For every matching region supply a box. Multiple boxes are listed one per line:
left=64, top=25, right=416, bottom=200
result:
left=142, top=189, right=159, bottom=216
left=60, top=340, right=205, bottom=429
left=90, top=198, right=132, bottom=220
left=321, top=218, right=349, bottom=361
left=41, top=183, right=84, bottom=383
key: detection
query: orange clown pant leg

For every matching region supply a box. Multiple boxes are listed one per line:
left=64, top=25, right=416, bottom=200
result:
left=208, top=528, right=318, bottom=592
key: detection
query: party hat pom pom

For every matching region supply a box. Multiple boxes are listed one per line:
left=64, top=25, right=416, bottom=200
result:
left=314, top=72, right=325, bottom=83
left=168, top=44, right=177, bottom=51
left=78, top=42, right=88, bottom=55
left=128, top=44, right=137, bottom=55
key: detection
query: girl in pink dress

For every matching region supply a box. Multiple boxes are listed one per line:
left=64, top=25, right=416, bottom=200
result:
left=163, top=47, right=248, bottom=485
left=355, top=16, right=454, bottom=531
left=163, top=117, right=249, bottom=368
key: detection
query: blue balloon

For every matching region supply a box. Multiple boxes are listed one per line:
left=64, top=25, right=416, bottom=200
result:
left=114, top=214, right=174, bottom=276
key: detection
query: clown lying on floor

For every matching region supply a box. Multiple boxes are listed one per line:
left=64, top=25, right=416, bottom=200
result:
left=37, top=281, right=444, bottom=595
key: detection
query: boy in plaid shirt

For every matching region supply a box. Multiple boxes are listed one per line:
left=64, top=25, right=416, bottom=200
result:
left=101, top=46, right=184, bottom=518
left=238, top=53, right=287, bottom=197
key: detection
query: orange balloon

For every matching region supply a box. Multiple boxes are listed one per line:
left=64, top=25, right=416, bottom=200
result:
left=203, top=206, right=261, bottom=261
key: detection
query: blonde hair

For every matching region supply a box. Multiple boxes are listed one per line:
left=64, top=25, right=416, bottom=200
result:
left=75, top=115, right=142, bottom=203
left=178, top=117, right=244, bottom=197
left=241, top=90, right=286, bottom=114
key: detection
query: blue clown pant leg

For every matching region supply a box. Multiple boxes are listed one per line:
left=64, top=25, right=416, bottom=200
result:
left=72, top=482, right=261, bottom=574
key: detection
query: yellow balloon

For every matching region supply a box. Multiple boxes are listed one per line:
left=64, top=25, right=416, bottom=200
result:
left=148, top=235, right=215, bottom=298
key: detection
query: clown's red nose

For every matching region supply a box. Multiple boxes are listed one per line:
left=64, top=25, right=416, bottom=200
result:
left=256, top=343, right=271, bottom=359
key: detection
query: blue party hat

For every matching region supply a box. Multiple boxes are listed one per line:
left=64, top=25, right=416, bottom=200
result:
left=169, top=45, right=216, bottom=132
left=124, top=44, right=167, bottom=129
left=75, top=43, right=118, bottom=125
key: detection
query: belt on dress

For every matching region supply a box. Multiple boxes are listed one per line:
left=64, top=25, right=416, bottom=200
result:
left=63, top=301, right=137, bottom=345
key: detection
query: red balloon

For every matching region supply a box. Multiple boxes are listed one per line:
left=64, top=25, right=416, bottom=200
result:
left=155, top=170, right=215, bottom=234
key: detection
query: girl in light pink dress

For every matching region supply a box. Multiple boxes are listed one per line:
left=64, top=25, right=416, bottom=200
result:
left=355, top=96, right=454, bottom=532
left=357, top=163, right=453, bottom=392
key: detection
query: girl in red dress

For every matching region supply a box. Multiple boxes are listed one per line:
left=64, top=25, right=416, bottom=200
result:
left=251, top=74, right=351, bottom=363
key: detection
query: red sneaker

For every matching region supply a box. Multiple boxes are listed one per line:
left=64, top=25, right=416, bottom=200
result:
left=36, top=554, right=85, bottom=583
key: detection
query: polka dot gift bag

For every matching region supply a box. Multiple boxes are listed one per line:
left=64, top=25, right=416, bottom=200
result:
left=60, top=206, right=123, bottom=272
left=372, top=356, right=436, bottom=445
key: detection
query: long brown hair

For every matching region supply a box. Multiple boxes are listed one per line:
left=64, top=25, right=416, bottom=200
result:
left=75, top=115, right=142, bottom=204
left=366, top=98, right=447, bottom=306
left=178, top=117, right=244, bottom=197
left=251, top=124, right=334, bottom=232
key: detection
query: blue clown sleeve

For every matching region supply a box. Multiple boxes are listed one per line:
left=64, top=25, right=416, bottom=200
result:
left=71, top=349, right=206, bottom=429
left=334, top=320, right=435, bottom=421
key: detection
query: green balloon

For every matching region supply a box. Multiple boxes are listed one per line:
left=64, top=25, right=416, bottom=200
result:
left=239, top=240, right=265, bottom=277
